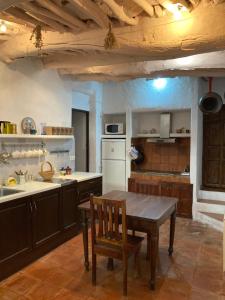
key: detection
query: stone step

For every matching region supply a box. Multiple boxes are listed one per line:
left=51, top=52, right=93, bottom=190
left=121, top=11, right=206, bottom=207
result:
left=198, top=199, right=225, bottom=206
left=200, top=211, right=224, bottom=222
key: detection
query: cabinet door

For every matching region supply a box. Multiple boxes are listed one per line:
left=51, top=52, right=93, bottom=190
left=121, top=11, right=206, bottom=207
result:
left=177, top=184, right=193, bottom=218
left=32, top=189, right=61, bottom=248
left=0, top=197, right=32, bottom=265
left=62, top=183, right=79, bottom=231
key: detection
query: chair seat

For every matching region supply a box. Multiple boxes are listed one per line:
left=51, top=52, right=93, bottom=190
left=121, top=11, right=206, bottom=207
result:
left=94, top=234, right=144, bottom=260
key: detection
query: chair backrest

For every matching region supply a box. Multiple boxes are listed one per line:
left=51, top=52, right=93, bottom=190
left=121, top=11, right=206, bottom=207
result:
left=90, top=195, right=127, bottom=247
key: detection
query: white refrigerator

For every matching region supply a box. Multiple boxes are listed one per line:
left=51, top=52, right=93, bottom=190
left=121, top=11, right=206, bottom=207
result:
left=102, top=139, right=126, bottom=194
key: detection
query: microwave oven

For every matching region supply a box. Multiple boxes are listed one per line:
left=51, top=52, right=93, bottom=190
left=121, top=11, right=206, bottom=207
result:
left=105, top=123, right=124, bottom=134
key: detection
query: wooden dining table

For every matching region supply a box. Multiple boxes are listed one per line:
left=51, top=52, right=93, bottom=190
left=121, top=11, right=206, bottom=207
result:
left=78, top=190, right=178, bottom=290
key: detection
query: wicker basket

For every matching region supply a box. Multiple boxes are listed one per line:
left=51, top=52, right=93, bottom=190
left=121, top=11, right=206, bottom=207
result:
left=39, top=161, right=54, bottom=181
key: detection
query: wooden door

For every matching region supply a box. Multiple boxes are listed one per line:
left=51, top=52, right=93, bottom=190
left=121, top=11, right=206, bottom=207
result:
left=61, top=183, right=79, bottom=231
left=0, top=197, right=32, bottom=266
left=32, top=189, right=61, bottom=248
left=202, top=105, right=225, bottom=190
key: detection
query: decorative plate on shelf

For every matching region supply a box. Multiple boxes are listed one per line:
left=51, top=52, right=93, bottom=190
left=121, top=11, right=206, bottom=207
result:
left=21, top=117, right=36, bottom=134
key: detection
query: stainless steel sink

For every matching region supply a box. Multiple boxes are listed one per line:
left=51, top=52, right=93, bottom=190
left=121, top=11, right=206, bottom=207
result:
left=0, top=188, right=23, bottom=197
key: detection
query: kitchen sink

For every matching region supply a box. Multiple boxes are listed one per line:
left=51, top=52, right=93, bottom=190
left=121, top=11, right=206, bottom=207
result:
left=0, top=188, right=24, bottom=197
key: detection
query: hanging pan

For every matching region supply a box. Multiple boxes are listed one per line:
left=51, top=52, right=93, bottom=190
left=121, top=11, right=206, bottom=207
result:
left=199, top=77, right=223, bottom=114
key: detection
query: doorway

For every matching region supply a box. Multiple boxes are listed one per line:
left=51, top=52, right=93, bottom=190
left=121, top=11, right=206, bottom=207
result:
left=72, top=109, right=89, bottom=172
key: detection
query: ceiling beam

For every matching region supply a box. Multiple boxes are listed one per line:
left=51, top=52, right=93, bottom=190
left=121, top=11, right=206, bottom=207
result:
left=3, top=5, right=225, bottom=61
left=19, top=2, right=78, bottom=31
left=0, top=0, right=24, bottom=11
left=59, top=66, right=225, bottom=80
left=36, top=0, right=87, bottom=29
left=131, top=0, right=154, bottom=17
left=101, top=0, right=139, bottom=25
left=58, top=50, right=225, bottom=79
left=68, top=0, right=109, bottom=28
left=6, top=6, right=47, bottom=28
left=42, top=52, right=153, bottom=68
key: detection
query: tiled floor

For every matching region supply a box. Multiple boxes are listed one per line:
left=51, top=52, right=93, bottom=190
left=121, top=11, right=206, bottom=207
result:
left=0, top=218, right=224, bottom=299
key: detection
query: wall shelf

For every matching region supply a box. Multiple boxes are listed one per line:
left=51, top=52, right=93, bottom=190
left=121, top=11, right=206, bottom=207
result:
left=134, top=133, right=191, bottom=138
left=170, top=133, right=191, bottom=138
left=135, top=133, right=160, bottom=138
left=0, top=134, right=74, bottom=140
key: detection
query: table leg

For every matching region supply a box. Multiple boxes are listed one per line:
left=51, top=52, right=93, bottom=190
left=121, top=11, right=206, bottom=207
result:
left=149, top=228, right=159, bottom=290
left=81, top=210, right=89, bottom=271
left=168, top=209, right=176, bottom=256
left=146, top=234, right=150, bottom=260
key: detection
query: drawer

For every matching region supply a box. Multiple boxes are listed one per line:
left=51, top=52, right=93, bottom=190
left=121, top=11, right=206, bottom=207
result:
left=78, top=184, right=102, bottom=204
left=78, top=177, right=102, bottom=193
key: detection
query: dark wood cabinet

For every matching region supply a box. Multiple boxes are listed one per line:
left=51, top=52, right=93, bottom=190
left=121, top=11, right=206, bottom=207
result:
left=202, top=105, right=225, bottom=190
left=32, top=189, right=61, bottom=248
left=128, top=178, right=193, bottom=218
left=61, top=182, right=79, bottom=231
left=77, top=177, right=102, bottom=204
left=0, top=197, right=32, bottom=265
left=0, top=176, right=102, bottom=281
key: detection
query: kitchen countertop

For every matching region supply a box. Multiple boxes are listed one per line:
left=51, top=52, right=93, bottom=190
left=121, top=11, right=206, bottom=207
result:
left=53, top=171, right=102, bottom=182
left=0, top=172, right=102, bottom=204
left=131, top=170, right=190, bottom=177
left=0, top=181, right=61, bottom=204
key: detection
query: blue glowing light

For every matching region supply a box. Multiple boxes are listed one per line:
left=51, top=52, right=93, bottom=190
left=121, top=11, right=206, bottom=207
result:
left=153, top=78, right=167, bottom=90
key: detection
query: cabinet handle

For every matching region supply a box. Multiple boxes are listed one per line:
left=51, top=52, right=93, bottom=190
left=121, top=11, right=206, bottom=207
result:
left=33, top=200, right=37, bottom=211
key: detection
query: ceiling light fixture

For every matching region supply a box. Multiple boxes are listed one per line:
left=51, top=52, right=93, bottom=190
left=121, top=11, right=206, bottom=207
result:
left=0, top=20, right=7, bottom=33
left=160, top=0, right=190, bottom=19
left=153, top=78, right=167, bottom=90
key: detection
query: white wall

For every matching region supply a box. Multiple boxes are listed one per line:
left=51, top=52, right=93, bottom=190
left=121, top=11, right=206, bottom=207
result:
left=72, top=91, right=90, bottom=111
left=0, top=59, right=72, bottom=132
left=0, top=59, right=74, bottom=182
left=68, top=81, right=103, bottom=173
left=102, top=77, right=194, bottom=113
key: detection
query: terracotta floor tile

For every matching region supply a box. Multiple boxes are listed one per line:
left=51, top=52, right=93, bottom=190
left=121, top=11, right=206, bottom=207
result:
left=0, top=286, right=22, bottom=300
left=53, top=288, right=89, bottom=300
left=0, top=218, right=223, bottom=299
left=3, top=272, right=40, bottom=296
left=25, top=282, right=61, bottom=300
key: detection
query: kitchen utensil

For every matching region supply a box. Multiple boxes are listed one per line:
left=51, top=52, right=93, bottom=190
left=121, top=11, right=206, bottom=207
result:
left=21, top=117, right=36, bottom=134
left=0, top=121, right=10, bottom=134
left=17, top=175, right=26, bottom=185
left=39, top=161, right=54, bottom=181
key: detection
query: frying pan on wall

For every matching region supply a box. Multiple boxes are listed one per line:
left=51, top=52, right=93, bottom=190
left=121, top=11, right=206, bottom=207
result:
left=199, top=77, right=223, bottom=114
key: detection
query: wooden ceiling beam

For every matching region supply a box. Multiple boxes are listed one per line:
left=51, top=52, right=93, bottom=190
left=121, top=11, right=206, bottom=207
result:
left=101, top=0, right=139, bottom=25
left=59, top=65, right=225, bottom=79
left=0, top=11, right=33, bottom=26
left=61, top=68, right=225, bottom=81
left=68, top=0, right=110, bottom=28
left=0, top=0, right=24, bottom=11
left=36, top=0, right=87, bottom=29
left=42, top=52, right=152, bottom=68
left=131, top=0, right=154, bottom=17
left=22, top=10, right=67, bottom=32
left=57, top=50, right=225, bottom=79
left=6, top=6, right=47, bottom=27
left=3, top=5, right=225, bottom=62
left=19, top=2, right=78, bottom=31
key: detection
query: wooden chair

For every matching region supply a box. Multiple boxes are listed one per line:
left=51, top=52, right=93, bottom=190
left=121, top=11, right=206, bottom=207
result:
left=90, top=195, right=144, bottom=296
